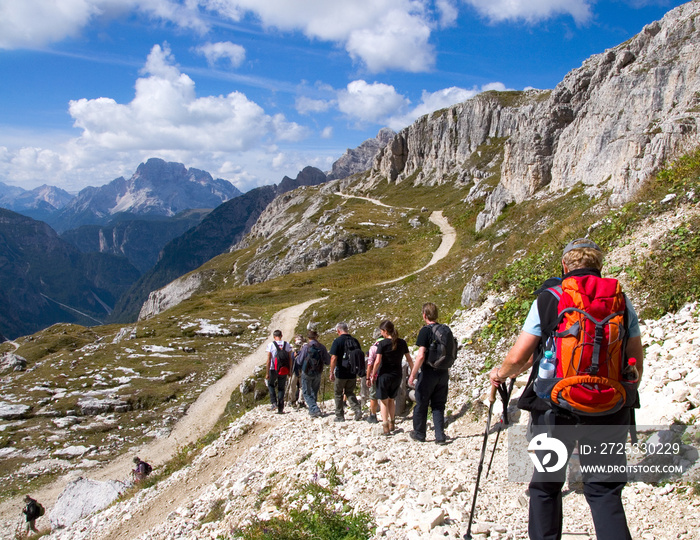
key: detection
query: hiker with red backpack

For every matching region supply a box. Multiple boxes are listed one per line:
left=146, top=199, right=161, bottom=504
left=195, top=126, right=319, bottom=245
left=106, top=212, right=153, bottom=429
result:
left=266, top=330, right=294, bottom=414
left=490, top=239, right=644, bottom=540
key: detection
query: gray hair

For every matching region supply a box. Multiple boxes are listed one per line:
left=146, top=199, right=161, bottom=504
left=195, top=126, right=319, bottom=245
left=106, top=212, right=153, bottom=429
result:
left=335, top=322, right=349, bottom=333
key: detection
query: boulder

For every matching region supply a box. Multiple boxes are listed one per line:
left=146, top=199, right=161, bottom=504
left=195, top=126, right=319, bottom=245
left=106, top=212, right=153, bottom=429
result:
left=50, top=477, right=127, bottom=529
left=0, top=352, right=27, bottom=373
left=77, top=397, right=130, bottom=415
left=0, top=401, right=31, bottom=420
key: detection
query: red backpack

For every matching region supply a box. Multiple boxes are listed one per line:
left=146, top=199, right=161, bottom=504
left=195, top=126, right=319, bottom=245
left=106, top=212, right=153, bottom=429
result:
left=273, top=342, right=291, bottom=376
left=535, top=274, right=636, bottom=415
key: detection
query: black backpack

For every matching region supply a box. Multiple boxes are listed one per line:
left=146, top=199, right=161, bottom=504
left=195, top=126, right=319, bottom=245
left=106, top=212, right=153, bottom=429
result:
left=37, top=502, right=45, bottom=517
left=303, top=342, right=325, bottom=375
left=139, top=461, right=152, bottom=475
left=342, top=337, right=366, bottom=377
left=425, top=324, right=458, bottom=370
left=273, top=342, right=291, bottom=375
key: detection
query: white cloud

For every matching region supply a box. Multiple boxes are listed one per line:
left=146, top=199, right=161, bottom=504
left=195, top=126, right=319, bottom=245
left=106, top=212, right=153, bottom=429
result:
left=195, top=41, right=246, bottom=68
left=68, top=43, right=302, bottom=152
left=337, top=80, right=410, bottom=125
left=345, top=9, right=434, bottom=72
left=295, top=96, right=333, bottom=115
left=199, top=0, right=443, bottom=73
left=436, top=0, right=459, bottom=26
left=0, top=0, right=205, bottom=50
left=0, top=43, right=310, bottom=192
left=384, top=82, right=509, bottom=130
left=463, top=0, right=593, bottom=24
left=321, top=126, right=333, bottom=139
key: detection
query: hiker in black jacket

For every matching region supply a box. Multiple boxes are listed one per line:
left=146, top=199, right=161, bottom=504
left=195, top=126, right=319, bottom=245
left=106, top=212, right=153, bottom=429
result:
left=22, top=495, right=40, bottom=534
left=409, top=302, right=451, bottom=444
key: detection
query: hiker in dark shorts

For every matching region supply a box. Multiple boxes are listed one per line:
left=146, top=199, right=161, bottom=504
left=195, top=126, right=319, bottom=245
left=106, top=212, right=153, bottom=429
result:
left=22, top=495, right=40, bottom=534
left=370, top=319, right=413, bottom=435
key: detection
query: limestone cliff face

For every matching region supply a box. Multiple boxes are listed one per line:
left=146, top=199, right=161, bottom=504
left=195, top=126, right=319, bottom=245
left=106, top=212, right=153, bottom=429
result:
left=369, top=2, right=700, bottom=230
left=138, top=273, right=204, bottom=321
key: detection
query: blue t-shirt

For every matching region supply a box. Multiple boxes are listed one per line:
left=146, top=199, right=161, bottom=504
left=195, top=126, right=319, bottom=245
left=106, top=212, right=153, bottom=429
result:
left=522, top=296, right=640, bottom=338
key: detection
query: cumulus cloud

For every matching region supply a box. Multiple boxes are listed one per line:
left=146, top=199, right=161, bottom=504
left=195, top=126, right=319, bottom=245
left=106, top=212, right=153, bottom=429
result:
left=0, top=43, right=312, bottom=192
left=295, top=96, right=334, bottom=115
left=382, top=82, right=509, bottom=130
left=436, top=0, right=459, bottom=26
left=0, top=0, right=205, bottom=50
left=195, top=41, right=246, bottom=67
left=345, top=9, right=434, bottom=72
left=69, top=43, right=304, bottom=153
left=337, top=80, right=410, bottom=125
left=463, top=0, right=594, bottom=24
left=1, top=1, right=440, bottom=72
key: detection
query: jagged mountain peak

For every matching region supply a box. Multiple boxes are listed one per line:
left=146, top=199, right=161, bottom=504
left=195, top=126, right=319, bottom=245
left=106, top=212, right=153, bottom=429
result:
left=49, top=158, right=242, bottom=232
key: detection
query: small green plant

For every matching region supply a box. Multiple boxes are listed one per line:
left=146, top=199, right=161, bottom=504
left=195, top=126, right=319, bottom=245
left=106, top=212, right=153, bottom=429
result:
left=201, top=498, right=226, bottom=524
left=232, top=479, right=374, bottom=540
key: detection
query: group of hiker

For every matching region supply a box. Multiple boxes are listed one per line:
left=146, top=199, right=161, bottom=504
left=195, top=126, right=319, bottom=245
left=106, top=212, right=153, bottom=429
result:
left=264, top=237, right=644, bottom=540
left=19, top=239, right=643, bottom=540
left=265, top=301, right=457, bottom=443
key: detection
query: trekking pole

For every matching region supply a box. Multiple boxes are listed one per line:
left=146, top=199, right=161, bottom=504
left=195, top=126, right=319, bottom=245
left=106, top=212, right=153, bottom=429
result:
left=321, top=369, right=326, bottom=414
left=465, top=383, right=498, bottom=540
left=485, top=377, right=516, bottom=479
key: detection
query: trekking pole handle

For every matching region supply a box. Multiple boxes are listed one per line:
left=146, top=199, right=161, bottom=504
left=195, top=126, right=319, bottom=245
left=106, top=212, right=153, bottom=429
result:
left=489, top=383, right=497, bottom=404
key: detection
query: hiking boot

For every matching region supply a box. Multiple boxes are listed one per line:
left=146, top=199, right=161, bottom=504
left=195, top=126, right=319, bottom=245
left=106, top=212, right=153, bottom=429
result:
left=435, top=436, right=448, bottom=445
left=310, top=411, right=322, bottom=419
left=334, top=416, right=345, bottom=423
left=269, top=404, right=277, bottom=411
left=409, top=431, right=426, bottom=442
left=367, top=414, right=378, bottom=424
left=354, top=410, right=363, bottom=421
left=277, top=404, right=284, bottom=414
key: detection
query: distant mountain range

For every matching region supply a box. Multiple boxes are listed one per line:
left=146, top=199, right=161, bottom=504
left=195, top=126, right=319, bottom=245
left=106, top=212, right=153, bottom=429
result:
left=0, top=131, right=395, bottom=336
left=0, top=182, right=73, bottom=223
left=48, top=158, right=243, bottom=232
left=0, top=208, right=140, bottom=339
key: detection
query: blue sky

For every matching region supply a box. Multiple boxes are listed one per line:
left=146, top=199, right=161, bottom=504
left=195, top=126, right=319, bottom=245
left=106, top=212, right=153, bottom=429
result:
left=0, top=0, right=688, bottom=193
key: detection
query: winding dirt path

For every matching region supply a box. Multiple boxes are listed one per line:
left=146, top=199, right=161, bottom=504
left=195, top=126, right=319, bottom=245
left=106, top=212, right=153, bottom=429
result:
left=0, top=196, right=457, bottom=535
left=334, top=192, right=456, bottom=284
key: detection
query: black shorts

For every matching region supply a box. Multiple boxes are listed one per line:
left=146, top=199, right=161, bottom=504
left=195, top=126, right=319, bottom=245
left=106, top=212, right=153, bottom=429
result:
left=376, top=373, right=401, bottom=400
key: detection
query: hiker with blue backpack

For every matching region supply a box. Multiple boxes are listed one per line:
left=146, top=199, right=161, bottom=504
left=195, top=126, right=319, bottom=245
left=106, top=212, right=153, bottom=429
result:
left=329, top=322, right=365, bottom=422
left=370, top=319, right=414, bottom=435
left=489, top=238, right=644, bottom=540
left=266, top=330, right=294, bottom=414
left=295, top=329, right=330, bottom=418
left=408, top=302, right=457, bottom=444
